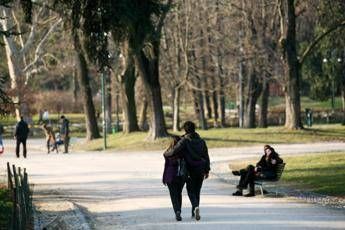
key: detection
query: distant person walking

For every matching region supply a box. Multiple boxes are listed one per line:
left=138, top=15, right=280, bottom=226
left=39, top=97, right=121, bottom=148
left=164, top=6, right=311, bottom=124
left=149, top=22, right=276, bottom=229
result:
left=162, top=136, right=186, bottom=221
left=42, top=124, right=58, bottom=153
left=164, top=121, right=210, bottom=221
left=60, top=115, right=70, bottom=153
left=14, top=116, right=30, bottom=158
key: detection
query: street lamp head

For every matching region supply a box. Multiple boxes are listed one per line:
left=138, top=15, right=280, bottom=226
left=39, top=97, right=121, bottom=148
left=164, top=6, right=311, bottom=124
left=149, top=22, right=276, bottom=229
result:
left=323, top=58, right=328, bottom=63
left=337, top=58, right=342, bottom=63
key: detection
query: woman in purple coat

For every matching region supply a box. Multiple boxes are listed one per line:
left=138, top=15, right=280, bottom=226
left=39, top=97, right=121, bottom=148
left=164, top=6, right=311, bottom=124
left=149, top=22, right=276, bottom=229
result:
left=162, top=136, right=186, bottom=221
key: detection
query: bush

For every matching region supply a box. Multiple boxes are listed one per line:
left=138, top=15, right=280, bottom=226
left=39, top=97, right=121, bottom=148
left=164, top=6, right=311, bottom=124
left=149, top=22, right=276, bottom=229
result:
left=33, top=91, right=84, bottom=114
left=0, top=188, right=12, bottom=229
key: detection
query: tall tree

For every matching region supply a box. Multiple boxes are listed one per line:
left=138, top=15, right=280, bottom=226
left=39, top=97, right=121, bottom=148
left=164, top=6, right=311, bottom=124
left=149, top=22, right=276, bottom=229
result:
left=1, top=3, right=61, bottom=121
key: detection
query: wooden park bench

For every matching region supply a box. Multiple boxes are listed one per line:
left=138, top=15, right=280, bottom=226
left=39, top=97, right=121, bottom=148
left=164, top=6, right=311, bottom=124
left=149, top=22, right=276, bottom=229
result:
left=254, top=163, right=286, bottom=196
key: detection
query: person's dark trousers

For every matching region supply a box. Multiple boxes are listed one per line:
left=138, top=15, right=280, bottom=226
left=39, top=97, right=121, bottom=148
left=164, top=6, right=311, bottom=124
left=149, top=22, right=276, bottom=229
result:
left=238, top=165, right=255, bottom=189
left=16, top=138, right=27, bottom=158
left=186, top=171, right=204, bottom=214
left=46, top=139, right=50, bottom=153
left=167, top=176, right=185, bottom=214
left=63, top=135, right=69, bottom=153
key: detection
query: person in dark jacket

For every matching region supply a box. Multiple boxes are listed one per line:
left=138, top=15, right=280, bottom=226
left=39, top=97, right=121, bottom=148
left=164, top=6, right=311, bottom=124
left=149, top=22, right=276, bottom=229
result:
left=164, top=121, right=210, bottom=221
left=232, top=145, right=283, bottom=197
left=162, top=136, right=186, bottom=221
left=14, top=116, right=30, bottom=158
left=60, top=115, right=70, bottom=153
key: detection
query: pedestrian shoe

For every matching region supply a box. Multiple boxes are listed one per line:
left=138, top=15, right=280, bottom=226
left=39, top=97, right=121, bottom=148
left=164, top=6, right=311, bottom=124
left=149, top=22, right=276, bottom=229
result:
left=175, top=211, right=182, bottom=221
left=194, top=207, right=200, bottom=221
left=244, top=192, right=255, bottom=197
left=236, top=185, right=247, bottom=190
left=232, top=170, right=240, bottom=176
left=232, top=190, right=243, bottom=196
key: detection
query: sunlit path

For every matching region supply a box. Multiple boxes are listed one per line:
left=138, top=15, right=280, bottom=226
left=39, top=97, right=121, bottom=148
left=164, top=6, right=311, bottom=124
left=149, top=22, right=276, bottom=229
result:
left=1, top=140, right=345, bottom=229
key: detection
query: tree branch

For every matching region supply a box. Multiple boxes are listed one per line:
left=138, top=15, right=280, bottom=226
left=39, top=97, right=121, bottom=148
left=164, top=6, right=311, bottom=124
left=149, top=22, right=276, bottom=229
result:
left=299, top=20, right=345, bottom=66
left=23, top=17, right=62, bottom=75
left=20, top=6, right=45, bottom=55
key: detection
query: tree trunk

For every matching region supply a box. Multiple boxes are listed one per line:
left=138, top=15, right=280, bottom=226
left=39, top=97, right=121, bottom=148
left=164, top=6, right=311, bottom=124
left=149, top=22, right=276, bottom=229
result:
left=280, top=0, right=303, bottom=129
left=105, top=76, right=112, bottom=134
left=72, top=67, right=78, bottom=108
left=73, top=32, right=100, bottom=140
left=192, top=86, right=207, bottom=130
left=138, top=98, right=149, bottom=131
left=134, top=43, right=168, bottom=139
left=212, top=77, right=219, bottom=127
left=119, top=42, right=139, bottom=133
left=204, top=91, right=212, bottom=119
left=243, top=71, right=262, bottom=128
left=1, top=7, right=28, bottom=121
left=173, top=86, right=181, bottom=132
left=218, top=90, right=226, bottom=127
left=258, top=79, right=269, bottom=128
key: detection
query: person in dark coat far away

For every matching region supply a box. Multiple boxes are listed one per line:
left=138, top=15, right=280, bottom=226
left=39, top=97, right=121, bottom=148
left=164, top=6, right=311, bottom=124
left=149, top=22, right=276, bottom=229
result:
left=14, top=116, right=30, bottom=158
left=162, top=136, right=186, bottom=221
left=232, top=145, right=283, bottom=197
left=164, top=121, right=210, bottom=221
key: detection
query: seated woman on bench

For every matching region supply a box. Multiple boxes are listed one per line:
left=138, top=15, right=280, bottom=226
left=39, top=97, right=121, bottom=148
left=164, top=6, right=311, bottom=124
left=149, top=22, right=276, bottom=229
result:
left=232, top=145, right=283, bottom=197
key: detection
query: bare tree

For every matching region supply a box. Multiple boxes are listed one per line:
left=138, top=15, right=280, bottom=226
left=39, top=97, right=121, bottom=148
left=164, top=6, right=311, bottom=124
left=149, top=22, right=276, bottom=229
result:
left=0, top=4, right=61, bottom=121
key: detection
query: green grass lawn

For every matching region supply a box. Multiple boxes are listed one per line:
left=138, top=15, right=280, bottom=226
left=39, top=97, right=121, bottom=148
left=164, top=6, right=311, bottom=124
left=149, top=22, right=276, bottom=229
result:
left=270, top=96, right=343, bottom=111
left=78, top=124, right=345, bottom=151
left=0, top=113, right=86, bottom=126
left=229, top=152, right=345, bottom=197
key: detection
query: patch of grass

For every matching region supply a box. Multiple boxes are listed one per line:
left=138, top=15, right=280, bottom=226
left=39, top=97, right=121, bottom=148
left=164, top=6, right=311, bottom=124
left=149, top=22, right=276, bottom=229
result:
left=270, top=96, right=343, bottom=111
left=228, top=152, right=345, bottom=197
left=0, top=113, right=86, bottom=126
left=282, top=152, right=345, bottom=196
left=78, top=124, right=345, bottom=151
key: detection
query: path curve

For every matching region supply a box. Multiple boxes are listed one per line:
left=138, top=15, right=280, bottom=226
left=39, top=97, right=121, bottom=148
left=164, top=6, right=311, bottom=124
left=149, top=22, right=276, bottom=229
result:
left=1, top=140, right=345, bottom=229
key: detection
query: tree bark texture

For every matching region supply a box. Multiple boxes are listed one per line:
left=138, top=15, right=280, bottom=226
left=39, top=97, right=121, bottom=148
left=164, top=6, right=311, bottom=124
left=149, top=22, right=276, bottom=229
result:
left=243, top=71, right=262, bottom=128
left=173, top=87, right=181, bottom=132
left=105, top=75, right=113, bottom=134
left=73, top=32, right=100, bottom=140
left=119, top=42, right=139, bottom=133
left=212, top=77, right=219, bottom=127
left=138, top=98, right=149, bottom=131
left=192, top=79, right=208, bottom=130
left=134, top=42, right=168, bottom=139
left=280, top=0, right=303, bottom=129
left=258, top=79, right=269, bottom=128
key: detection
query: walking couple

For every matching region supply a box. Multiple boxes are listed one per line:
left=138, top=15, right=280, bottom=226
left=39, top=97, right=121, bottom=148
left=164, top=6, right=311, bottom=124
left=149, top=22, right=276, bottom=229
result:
left=162, top=121, right=210, bottom=221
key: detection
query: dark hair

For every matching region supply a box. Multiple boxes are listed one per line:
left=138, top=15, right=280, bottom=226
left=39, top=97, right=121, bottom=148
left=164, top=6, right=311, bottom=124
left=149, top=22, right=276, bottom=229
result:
left=60, top=115, right=65, bottom=119
left=20, top=116, right=24, bottom=120
left=183, top=121, right=195, bottom=134
left=167, top=135, right=181, bottom=150
left=264, top=145, right=276, bottom=154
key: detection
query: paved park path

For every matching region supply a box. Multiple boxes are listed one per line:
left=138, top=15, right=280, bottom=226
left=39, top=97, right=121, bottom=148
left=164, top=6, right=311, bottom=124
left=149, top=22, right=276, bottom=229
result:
left=1, top=139, right=345, bottom=229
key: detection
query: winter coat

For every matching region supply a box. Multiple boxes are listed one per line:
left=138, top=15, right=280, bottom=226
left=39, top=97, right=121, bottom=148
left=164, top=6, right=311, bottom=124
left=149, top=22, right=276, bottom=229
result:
left=60, top=118, right=70, bottom=136
left=256, top=151, right=283, bottom=175
left=162, top=155, right=180, bottom=184
left=15, top=120, right=30, bottom=140
left=164, top=132, right=210, bottom=174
